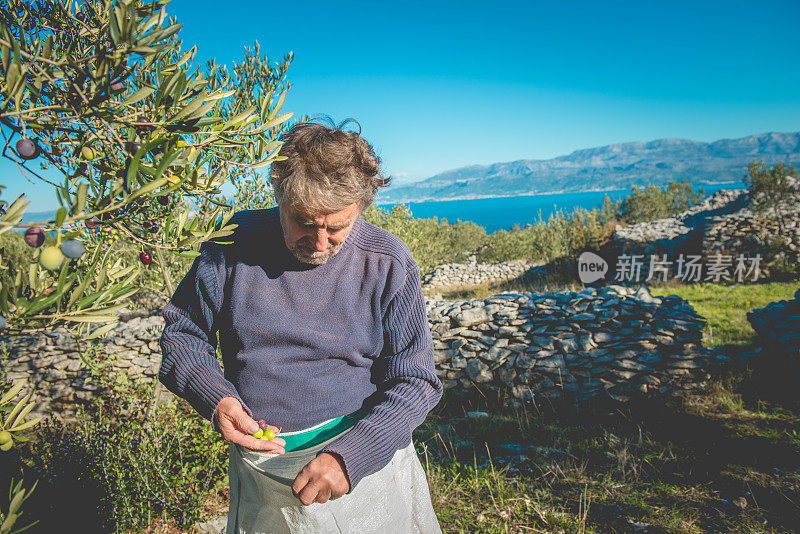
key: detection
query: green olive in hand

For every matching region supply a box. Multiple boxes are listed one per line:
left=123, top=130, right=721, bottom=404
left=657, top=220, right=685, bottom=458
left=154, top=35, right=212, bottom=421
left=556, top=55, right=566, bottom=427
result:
left=252, top=428, right=264, bottom=439
left=262, top=429, right=276, bottom=440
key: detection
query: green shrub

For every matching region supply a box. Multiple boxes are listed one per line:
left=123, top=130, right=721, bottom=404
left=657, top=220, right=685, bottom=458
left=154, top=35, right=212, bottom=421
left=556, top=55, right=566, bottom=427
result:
left=147, top=178, right=711, bottom=282
left=362, top=197, right=625, bottom=272
left=479, top=203, right=618, bottom=264
left=363, top=204, right=487, bottom=272
left=20, top=386, right=228, bottom=532
left=745, top=160, right=798, bottom=214
left=0, top=231, right=31, bottom=275
left=617, top=180, right=704, bottom=224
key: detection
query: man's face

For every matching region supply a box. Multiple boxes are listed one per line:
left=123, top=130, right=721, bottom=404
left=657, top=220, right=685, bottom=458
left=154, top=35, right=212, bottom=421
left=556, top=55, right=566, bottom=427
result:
left=279, top=201, right=362, bottom=265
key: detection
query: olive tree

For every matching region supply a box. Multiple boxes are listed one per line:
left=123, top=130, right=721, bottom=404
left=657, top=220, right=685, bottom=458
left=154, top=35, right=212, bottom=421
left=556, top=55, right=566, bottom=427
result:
left=0, top=0, right=292, bottom=529
left=0, top=0, right=291, bottom=333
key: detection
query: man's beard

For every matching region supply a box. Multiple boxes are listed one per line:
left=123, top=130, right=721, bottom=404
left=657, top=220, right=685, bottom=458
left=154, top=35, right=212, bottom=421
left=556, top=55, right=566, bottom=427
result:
left=289, top=239, right=342, bottom=265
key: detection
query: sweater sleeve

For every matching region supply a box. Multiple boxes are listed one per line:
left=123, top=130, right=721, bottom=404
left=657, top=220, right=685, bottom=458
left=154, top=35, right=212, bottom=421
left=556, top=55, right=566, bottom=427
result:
left=158, top=240, right=249, bottom=423
left=321, top=262, right=443, bottom=490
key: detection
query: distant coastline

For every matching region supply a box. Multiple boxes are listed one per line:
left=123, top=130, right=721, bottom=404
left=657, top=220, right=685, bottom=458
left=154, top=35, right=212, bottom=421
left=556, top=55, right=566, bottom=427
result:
left=378, top=187, right=621, bottom=205
left=377, top=182, right=746, bottom=233
left=377, top=181, right=742, bottom=205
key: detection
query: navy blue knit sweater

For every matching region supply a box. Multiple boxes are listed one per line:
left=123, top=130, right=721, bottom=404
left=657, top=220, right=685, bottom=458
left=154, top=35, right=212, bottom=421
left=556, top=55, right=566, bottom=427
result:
left=158, top=207, right=443, bottom=490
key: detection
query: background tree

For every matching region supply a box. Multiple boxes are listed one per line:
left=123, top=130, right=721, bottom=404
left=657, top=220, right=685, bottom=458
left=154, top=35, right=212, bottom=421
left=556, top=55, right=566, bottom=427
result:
left=363, top=203, right=487, bottom=273
left=744, top=160, right=798, bottom=215
left=617, top=179, right=704, bottom=225
left=744, top=160, right=799, bottom=278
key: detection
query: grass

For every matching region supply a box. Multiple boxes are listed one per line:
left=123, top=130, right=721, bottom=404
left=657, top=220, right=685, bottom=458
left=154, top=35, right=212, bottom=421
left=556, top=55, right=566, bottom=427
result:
left=417, top=367, right=800, bottom=533
left=416, top=278, right=800, bottom=533
left=649, top=281, right=799, bottom=347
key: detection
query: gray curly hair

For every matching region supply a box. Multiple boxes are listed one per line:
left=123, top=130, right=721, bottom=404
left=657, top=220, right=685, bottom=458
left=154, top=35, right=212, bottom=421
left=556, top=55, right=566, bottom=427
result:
left=268, top=118, right=389, bottom=214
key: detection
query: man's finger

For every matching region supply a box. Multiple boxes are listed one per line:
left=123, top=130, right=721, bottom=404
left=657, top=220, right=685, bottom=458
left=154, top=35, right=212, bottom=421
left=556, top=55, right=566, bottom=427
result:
left=238, top=434, right=286, bottom=453
left=263, top=438, right=286, bottom=447
left=298, top=480, right=320, bottom=506
left=232, top=411, right=258, bottom=435
left=315, top=487, right=332, bottom=504
left=292, top=466, right=311, bottom=496
left=226, top=424, right=287, bottom=448
left=330, top=484, right=346, bottom=500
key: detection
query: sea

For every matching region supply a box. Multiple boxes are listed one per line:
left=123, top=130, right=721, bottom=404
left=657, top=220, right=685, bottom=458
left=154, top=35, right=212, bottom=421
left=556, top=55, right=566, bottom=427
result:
left=20, top=182, right=746, bottom=233
left=377, top=182, right=746, bottom=234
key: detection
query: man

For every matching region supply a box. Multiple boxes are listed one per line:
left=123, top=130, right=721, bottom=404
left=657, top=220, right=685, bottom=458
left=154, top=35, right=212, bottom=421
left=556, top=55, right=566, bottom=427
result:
left=159, top=120, right=443, bottom=532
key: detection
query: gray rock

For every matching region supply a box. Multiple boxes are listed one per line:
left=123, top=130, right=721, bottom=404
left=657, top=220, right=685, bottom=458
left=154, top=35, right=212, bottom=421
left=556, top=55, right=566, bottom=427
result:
left=454, top=307, right=493, bottom=328
left=535, top=354, right=566, bottom=370
left=593, top=332, right=614, bottom=344
left=514, top=354, right=536, bottom=369
left=483, top=346, right=511, bottom=363
left=451, top=353, right=468, bottom=369
left=667, top=359, right=702, bottom=369
left=556, top=338, right=579, bottom=353
left=195, top=515, right=227, bottom=534
left=611, top=359, right=652, bottom=371
left=466, top=359, right=493, bottom=383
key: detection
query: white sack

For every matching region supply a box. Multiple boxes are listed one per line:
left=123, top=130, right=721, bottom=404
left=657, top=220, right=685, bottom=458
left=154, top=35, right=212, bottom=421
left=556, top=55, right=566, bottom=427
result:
left=227, top=437, right=442, bottom=534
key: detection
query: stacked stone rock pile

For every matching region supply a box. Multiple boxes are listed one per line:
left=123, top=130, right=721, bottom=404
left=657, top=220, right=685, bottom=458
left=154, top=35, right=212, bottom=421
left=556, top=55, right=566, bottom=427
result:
left=747, top=287, right=800, bottom=357
left=421, top=259, right=534, bottom=291
left=611, top=183, right=800, bottom=279
left=427, top=285, right=712, bottom=405
left=702, top=196, right=800, bottom=279
left=123, top=288, right=169, bottom=318
left=612, top=188, right=748, bottom=255
left=0, top=312, right=165, bottom=418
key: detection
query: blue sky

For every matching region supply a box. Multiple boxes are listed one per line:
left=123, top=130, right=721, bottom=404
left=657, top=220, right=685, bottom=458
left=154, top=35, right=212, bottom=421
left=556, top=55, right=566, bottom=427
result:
left=6, top=0, right=800, bottom=211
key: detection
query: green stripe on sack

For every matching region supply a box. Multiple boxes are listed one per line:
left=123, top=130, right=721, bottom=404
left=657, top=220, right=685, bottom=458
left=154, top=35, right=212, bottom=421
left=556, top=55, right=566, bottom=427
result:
left=281, top=407, right=368, bottom=452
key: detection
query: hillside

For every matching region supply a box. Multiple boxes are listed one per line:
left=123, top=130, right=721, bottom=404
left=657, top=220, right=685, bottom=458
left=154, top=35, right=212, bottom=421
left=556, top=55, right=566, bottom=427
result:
left=378, top=131, right=800, bottom=203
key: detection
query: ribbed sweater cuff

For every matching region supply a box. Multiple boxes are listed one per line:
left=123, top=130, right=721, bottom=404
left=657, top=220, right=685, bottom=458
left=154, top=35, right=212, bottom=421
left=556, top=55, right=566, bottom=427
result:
left=320, top=425, right=408, bottom=491
left=159, top=363, right=245, bottom=424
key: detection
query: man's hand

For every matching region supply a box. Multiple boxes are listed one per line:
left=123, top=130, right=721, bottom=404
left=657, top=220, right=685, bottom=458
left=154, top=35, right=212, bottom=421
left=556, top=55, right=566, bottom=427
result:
left=292, top=452, right=350, bottom=505
left=213, top=396, right=286, bottom=453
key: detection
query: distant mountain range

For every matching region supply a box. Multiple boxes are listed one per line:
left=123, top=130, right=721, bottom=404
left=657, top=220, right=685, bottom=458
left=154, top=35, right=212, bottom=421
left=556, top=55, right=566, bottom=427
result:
left=377, top=132, right=800, bottom=203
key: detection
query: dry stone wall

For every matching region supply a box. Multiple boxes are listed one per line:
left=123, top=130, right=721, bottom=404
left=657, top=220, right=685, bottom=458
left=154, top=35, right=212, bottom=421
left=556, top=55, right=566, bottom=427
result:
left=724, top=287, right=800, bottom=399
left=0, top=313, right=165, bottom=418
left=702, top=202, right=800, bottom=279
left=611, top=184, right=800, bottom=279
left=743, top=288, right=800, bottom=372
left=612, top=189, right=749, bottom=256
left=747, top=288, right=800, bottom=352
left=428, top=285, right=714, bottom=405
left=421, top=259, right=534, bottom=291
left=2, top=286, right=721, bottom=417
